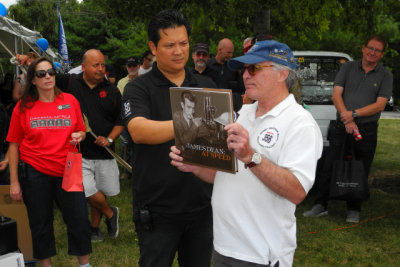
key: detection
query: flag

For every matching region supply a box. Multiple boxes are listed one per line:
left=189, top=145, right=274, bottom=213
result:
left=57, top=5, right=68, bottom=63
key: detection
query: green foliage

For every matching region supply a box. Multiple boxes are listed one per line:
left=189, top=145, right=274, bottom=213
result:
left=49, top=119, right=400, bottom=266
left=5, top=0, right=400, bottom=101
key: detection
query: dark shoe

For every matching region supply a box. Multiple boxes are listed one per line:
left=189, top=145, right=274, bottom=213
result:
left=106, top=206, right=119, bottom=238
left=346, top=210, right=360, bottom=223
left=90, top=227, right=103, bottom=242
left=303, top=204, right=328, bottom=217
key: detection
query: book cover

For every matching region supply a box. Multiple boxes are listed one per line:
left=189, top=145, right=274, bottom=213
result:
left=170, top=87, right=237, bottom=173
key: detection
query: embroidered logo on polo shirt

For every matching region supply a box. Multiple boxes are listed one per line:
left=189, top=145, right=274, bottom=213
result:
left=123, top=102, right=132, bottom=118
left=258, top=127, right=279, bottom=148
left=99, top=90, right=108, bottom=98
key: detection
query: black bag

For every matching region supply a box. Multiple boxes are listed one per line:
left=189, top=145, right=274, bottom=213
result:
left=0, top=215, right=18, bottom=255
left=329, top=135, right=369, bottom=201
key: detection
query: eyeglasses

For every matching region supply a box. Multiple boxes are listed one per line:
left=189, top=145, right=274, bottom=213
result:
left=365, top=46, right=383, bottom=54
left=145, top=57, right=153, bottom=61
left=35, top=68, right=56, bottom=78
left=243, top=65, right=274, bottom=76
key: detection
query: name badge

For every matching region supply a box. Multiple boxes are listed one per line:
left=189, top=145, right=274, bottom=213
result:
left=58, top=104, right=70, bottom=110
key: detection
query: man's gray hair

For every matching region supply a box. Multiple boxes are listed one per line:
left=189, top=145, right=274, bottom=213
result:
left=243, top=37, right=253, bottom=48
left=270, top=62, right=297, bottom=90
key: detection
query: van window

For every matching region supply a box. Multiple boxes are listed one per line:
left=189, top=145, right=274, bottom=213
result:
left=295, top=57, right=348, bottom=105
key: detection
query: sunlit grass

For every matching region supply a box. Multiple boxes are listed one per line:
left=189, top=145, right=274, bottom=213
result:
left=47, top=118, right=400, bottom=266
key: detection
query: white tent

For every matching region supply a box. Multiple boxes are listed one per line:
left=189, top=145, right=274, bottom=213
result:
left=0, top=16, right=61, bottom=78
left=0, top=15, right=42, bottom=57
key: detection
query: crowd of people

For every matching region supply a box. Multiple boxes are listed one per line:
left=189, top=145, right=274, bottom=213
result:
left=0, top=7, right=393, bottom=267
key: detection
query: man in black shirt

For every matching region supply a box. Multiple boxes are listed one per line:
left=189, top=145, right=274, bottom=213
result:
left=56, top=49, right=124, bottom=242
left=191, top=43, right=210, bottom=75
left=206, top=38, right=243, bottom=111
left=122, top=9, right=215, bottom=267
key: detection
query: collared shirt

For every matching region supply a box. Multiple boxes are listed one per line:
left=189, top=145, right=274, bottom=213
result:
left=213, top=95, right=322, bottom=266
left=138, top=66, right=152, bottom=75
left=334, top=60, right=392, bottom=124
left=122, top=62, right=216, bottom=215
left=56, top=73, right=123, bottom=159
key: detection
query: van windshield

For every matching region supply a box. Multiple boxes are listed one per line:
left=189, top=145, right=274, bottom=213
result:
left=296, top=56, right=347, bottom=105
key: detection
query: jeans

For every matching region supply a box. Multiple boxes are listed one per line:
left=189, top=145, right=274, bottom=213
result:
left=19, top=163, right=92, bottom=259
left=314, top=120, right=377, bottom=211
left=134, top=205, right=213, bottom=267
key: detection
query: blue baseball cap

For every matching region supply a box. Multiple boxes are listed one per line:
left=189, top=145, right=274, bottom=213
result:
left=228, top=40, right=296, bottom=70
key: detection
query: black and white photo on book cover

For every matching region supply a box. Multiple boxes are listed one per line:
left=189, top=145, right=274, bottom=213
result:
left=170, top=87, right=237, bottom=173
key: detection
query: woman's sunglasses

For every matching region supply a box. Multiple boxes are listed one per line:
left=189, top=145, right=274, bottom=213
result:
left=35, top=68, right=56, bottom=78
left=243, top=64, right=274, bottom=76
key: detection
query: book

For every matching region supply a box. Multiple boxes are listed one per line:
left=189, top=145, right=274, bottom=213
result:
left=170, top=87, right=237, bottom=173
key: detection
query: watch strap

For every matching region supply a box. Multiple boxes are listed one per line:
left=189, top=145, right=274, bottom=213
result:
left=245, top=162, right=257, bottom=169
left=244, top=152, right=261, bottom=169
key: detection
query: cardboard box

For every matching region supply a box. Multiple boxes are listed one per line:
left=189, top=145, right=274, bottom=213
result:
left=0, top=186, right=34, bottom=261
left=0, top=252, right=24, bottom=267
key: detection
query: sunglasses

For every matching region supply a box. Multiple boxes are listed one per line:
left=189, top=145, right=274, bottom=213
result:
left=243, top=65, right=274, bottom=76
left=127, top=63, right=139, bottom=67
left=35, top=68, right=56, bottom=78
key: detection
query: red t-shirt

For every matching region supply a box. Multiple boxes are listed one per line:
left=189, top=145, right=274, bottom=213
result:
left=7, top=93, right=86, bottom=177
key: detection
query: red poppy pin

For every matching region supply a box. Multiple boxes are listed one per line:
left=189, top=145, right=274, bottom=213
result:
left=99, top=90, right=107, bottom=98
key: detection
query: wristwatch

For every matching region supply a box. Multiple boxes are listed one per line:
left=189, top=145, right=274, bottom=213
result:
left=352, top=110, right=358, bottom=118
left=107, top=137, right=114, bottom=144
left=245, top=152, right=262, bottom=169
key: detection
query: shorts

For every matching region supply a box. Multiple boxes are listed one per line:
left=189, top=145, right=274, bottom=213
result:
left=82, top=158, right=120, bottom=197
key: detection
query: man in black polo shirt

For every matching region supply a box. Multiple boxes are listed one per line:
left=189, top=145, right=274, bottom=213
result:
left=122, top=9, right=215, bottom=267
left=56, top=49, right=124, bottom=242
left=205, top=38, right=243, bottom=111
left=303, top=35, right=392, bottom=223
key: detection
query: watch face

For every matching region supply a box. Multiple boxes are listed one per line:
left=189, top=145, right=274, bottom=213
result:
left=252, top=153, right=262, bottom=164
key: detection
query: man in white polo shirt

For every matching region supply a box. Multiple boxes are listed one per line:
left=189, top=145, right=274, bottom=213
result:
left=170, top=40, right=323, bottom=267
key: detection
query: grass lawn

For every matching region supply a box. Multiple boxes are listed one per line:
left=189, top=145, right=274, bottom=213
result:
left=46, top=119, right=399, bottom=266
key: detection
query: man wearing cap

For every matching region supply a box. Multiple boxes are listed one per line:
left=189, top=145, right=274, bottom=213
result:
left=117, top=56, right=141, bottom=95
left=170, top=40, right=323, bottom=266
left=191, top=43, right=210, bottom=75
left=117, top=56, right=141, bottom=179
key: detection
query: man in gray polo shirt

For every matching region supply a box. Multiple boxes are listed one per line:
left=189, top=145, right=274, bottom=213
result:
left=304, top=35, right=392, bottom=223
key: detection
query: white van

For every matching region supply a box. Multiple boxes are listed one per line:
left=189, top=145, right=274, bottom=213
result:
left=293, top=51, right=353, bottom=147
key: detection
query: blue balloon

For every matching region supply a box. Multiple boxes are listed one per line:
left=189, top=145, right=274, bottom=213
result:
left=53, top=62, right=62, bottom=71
left=36, top=38, right=48, bottom=53
left=0, top=3, right=7, bottom=17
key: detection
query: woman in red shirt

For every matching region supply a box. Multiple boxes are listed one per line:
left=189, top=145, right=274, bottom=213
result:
left=7, top=57, right=91, bottom=267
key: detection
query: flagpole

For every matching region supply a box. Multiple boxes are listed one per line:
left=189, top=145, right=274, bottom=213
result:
left=57, top=4, right=69, bottom=66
